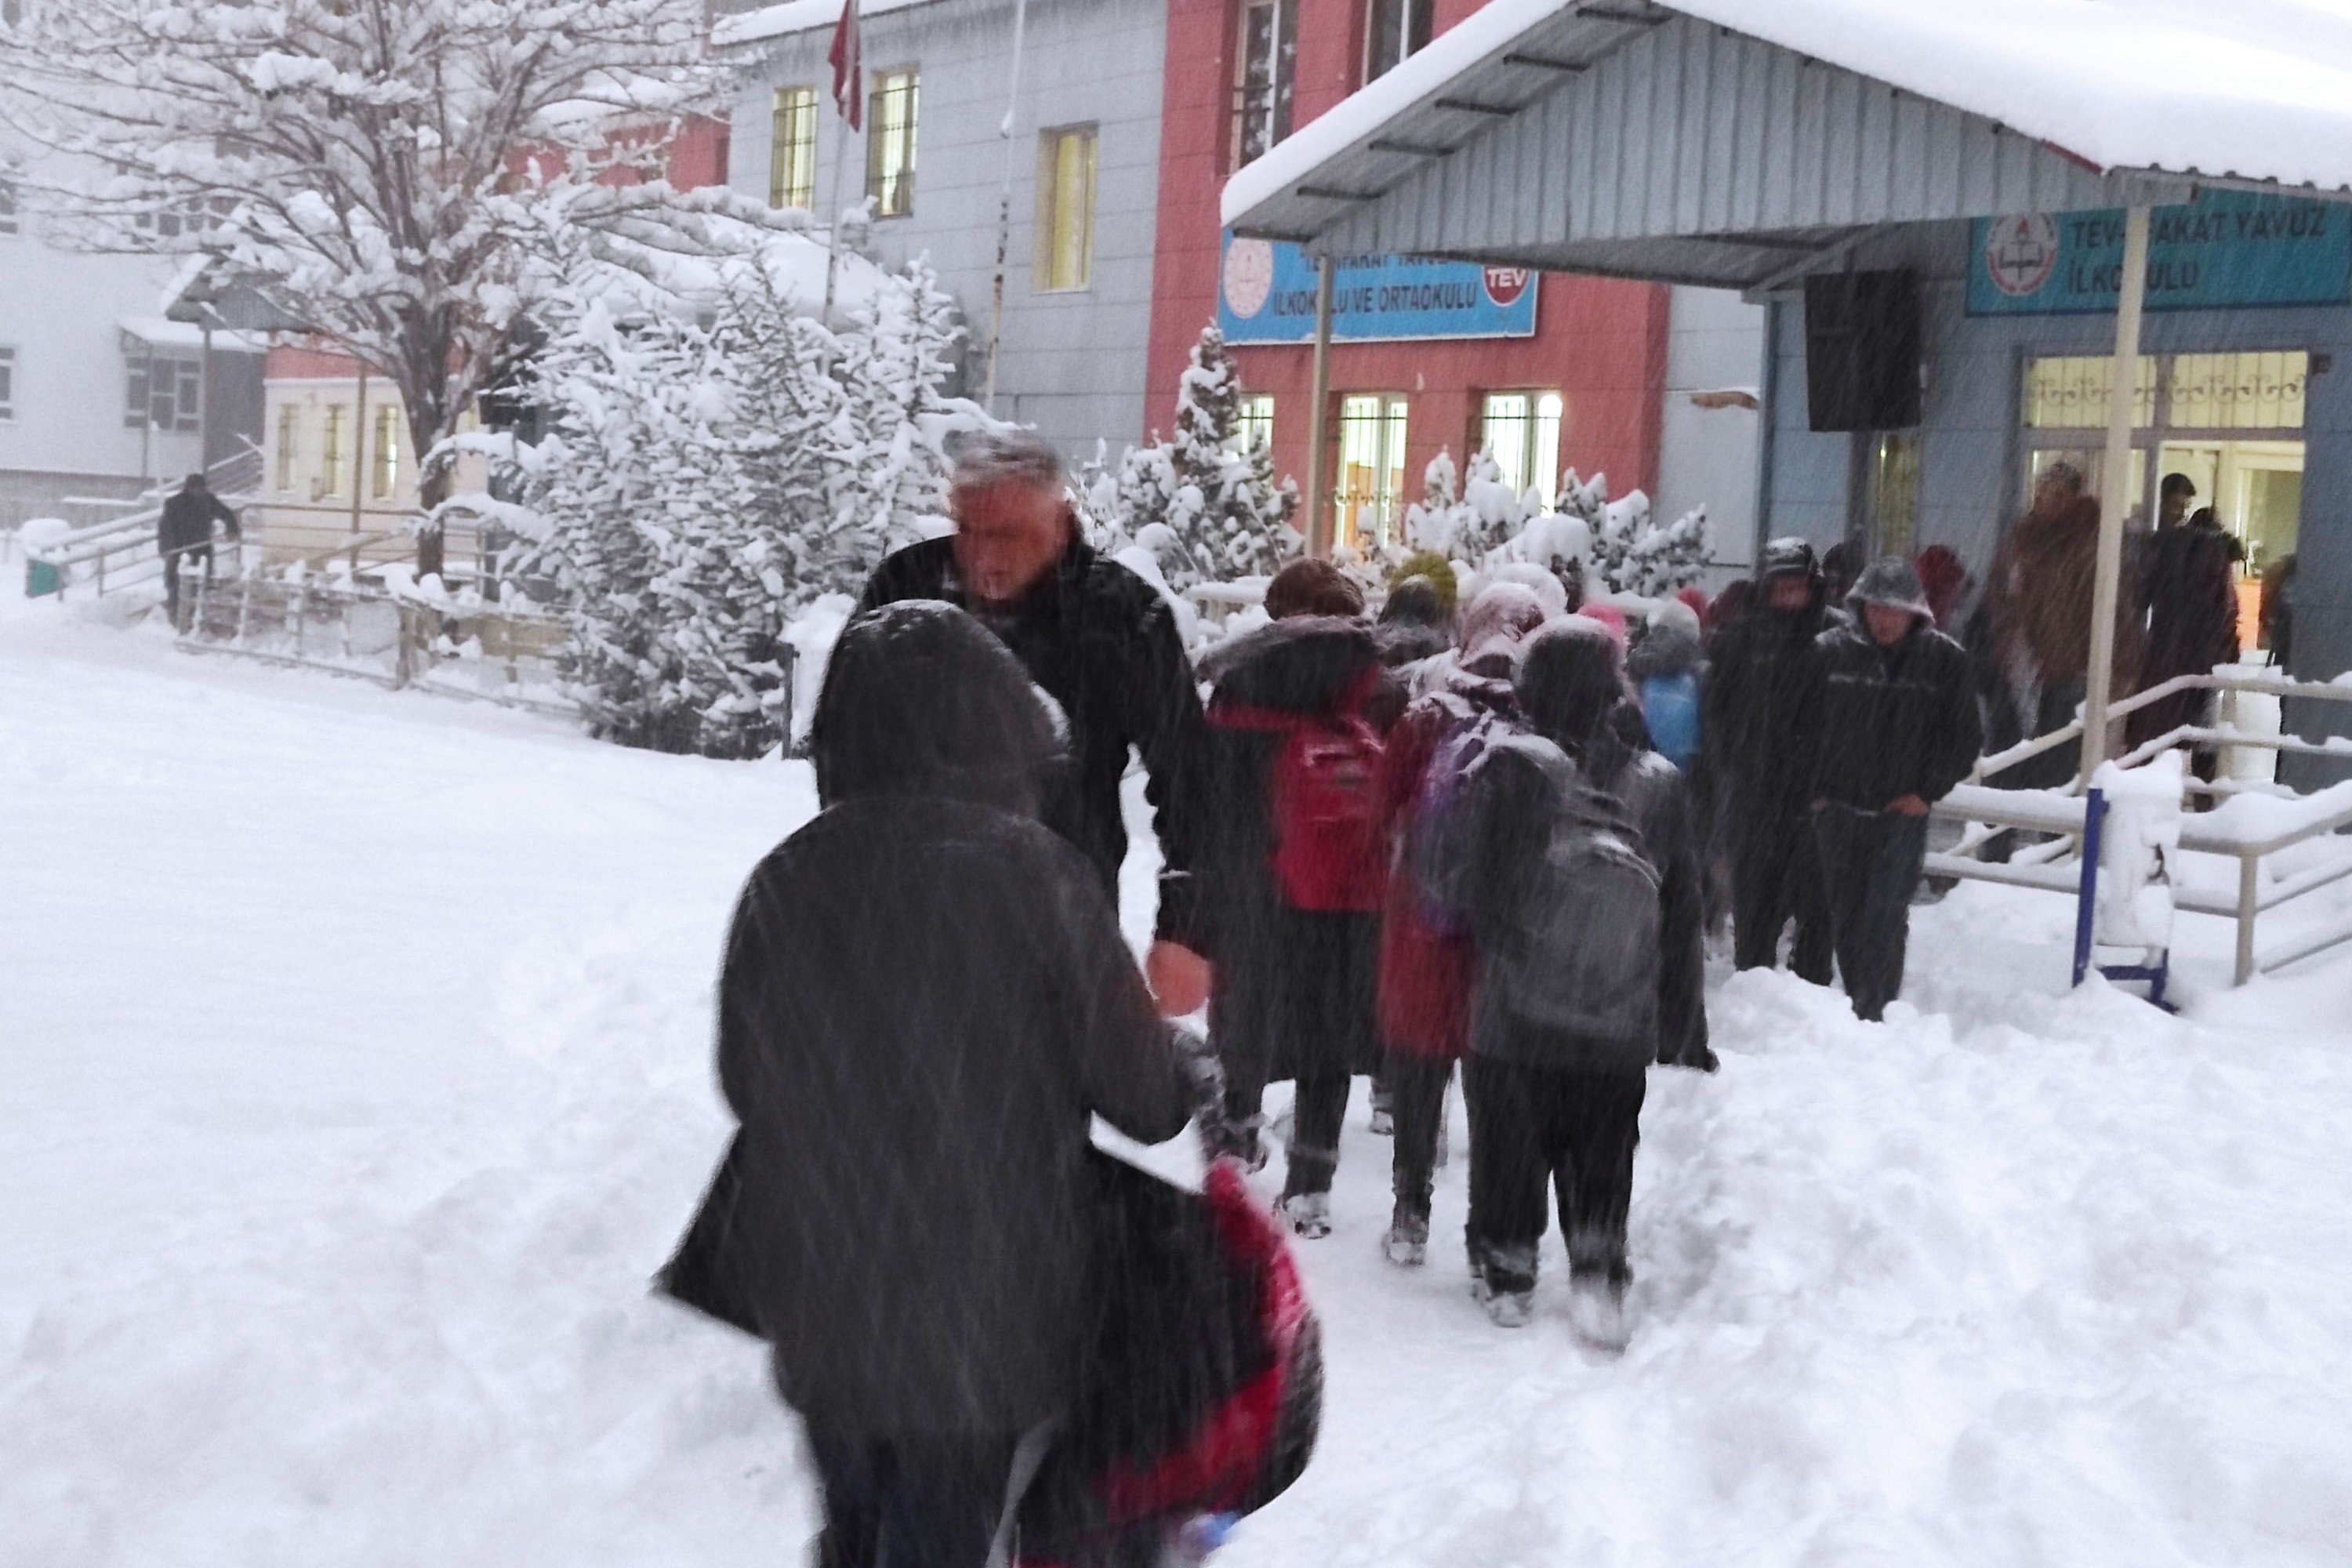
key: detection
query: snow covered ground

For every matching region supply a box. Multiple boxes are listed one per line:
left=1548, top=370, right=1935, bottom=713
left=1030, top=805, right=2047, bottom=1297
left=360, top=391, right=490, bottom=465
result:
left=7, top=592, right=2352, bottom=1567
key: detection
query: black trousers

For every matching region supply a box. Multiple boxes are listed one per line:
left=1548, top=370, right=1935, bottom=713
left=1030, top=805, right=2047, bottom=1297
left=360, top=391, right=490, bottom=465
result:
left=1812, top=805, right=1929, bottom=1022
left=1464, top=1057, right=1646, bottom=1292
left=1386, top=1049, right=1454, bottom=1218
left=804, top=1428, right=1022, bottom=1568
left=1730, top=804, right=1834, bottom=982
left=1225, top=1072, right=1348, bottom=1199
left=161, top=543, right=211, bottom=626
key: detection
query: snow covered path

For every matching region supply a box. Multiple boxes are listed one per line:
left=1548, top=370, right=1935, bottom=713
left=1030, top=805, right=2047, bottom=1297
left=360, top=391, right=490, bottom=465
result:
left=7, top=604, right=2352, bottom=1567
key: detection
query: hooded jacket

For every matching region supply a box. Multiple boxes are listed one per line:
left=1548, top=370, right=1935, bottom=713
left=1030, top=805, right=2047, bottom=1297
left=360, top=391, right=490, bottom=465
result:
left=1806, top=612, right=1983, bottom=812
left=685, top=601, right=1191, bottom=1436
left=1703, top=548, right=1837, bottom=818
left=857, top=532, right=1210, bottom=947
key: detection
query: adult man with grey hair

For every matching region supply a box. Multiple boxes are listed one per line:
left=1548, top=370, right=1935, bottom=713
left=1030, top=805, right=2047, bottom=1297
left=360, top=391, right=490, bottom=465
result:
left=855, top=430, right=1215, bottom=1013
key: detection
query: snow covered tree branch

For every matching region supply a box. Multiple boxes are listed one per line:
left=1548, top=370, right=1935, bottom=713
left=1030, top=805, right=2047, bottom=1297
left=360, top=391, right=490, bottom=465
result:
left=0, top=0, right=798, bottom=575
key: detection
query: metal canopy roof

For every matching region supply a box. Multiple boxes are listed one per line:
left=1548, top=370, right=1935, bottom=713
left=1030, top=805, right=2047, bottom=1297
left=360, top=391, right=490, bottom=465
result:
left=1220, top=1, right=2325, bottom=293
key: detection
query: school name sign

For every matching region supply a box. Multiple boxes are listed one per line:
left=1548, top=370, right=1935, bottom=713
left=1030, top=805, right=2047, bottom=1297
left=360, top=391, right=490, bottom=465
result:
left=1969, top=191, right=2352, bottom=316
left=1218, top=234, right=1539, bottom=343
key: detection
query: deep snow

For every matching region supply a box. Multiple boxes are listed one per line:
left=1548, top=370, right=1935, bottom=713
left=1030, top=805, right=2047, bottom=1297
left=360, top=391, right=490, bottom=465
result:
left=6, top=593, right=2352, bottom=1567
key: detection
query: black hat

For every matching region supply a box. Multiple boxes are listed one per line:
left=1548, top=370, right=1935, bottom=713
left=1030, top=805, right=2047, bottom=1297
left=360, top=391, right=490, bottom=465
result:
left=1760, top=535, right=1817, bottom=580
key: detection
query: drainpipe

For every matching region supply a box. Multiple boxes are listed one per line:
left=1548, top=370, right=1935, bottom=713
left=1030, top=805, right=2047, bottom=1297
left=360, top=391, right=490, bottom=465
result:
left=1304, top=254, right=1335, bottom=557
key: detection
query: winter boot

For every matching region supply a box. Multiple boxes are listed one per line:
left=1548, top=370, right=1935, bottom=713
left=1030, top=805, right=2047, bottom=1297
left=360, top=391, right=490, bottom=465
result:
left=1203, top=1112, right=1269, bottom=1174
left=1276, top=1191, right=1331, bottom=1240
left=1566, top=1272, right=1631, bottom=1352
left=1469, top=1240, right=1537, bottom=1327
left=1381, top=1201, right=1429, bottom=1267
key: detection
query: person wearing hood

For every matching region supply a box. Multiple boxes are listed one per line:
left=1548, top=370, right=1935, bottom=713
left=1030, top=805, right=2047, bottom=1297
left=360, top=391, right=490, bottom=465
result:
left=1374, top=574, right=1454, bottom=670
left=672, top=601, right=1192, bottom=1567
left=857, top=430, right=1214, bottom=1018
left=1807, top=560, right=1983, bottom=1022
left=1371, top=583, right=1548, bottom=1268
left=1200, top=560, right=1389, bottom=1238
left=1425, top=618, right=1711, bottom=1343
left=1702, top=537, right=1838, bottom=982
left=1627, top=599, right=1705, bottom=773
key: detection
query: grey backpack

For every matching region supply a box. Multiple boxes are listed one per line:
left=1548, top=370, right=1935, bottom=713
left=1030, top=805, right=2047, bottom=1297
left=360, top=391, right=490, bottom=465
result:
left=1485, top=740, right=1664, bottom=1047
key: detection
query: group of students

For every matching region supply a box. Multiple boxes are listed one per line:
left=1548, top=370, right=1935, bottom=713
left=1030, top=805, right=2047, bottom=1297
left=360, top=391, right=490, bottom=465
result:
left=662, top=430, right=1993, bottom=1565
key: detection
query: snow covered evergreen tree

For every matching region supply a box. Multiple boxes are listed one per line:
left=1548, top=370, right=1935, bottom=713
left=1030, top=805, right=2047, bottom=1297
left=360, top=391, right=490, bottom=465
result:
left=506, top=241, right=985, bottom=758
left=1111, top=327, right=1297, bottom=589
left=1402, top=448, right=1533, bottom=562
left=0, top=0, right=792, bottom=578
left=1581, top=477, right=1710, bottom=597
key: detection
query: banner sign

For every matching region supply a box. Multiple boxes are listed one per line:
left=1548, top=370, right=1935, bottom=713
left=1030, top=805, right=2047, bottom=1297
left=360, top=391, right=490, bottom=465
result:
left=1968, top=191, right=2352, bottom=316
left=1218, top=233, right=1539, bottom=343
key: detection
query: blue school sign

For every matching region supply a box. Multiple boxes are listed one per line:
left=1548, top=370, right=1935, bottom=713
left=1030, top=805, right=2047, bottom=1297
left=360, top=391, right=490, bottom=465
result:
left=1968, top=191, right=2352, bottom=316
left=1217, top=233, right=1540, bottom=343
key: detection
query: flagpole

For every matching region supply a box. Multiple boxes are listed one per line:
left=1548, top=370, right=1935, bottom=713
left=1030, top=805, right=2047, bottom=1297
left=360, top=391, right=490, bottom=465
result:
left=823, top=0, right=862, bottom=324
left=983, top=0, right=1030, bottom=415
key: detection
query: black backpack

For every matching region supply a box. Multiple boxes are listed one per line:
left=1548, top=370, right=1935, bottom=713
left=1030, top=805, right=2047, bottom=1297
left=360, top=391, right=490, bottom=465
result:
left=1482, top=737, right=1665, bottom=1047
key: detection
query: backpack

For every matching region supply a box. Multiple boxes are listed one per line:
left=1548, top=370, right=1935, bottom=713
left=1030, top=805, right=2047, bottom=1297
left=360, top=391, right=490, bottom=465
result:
left=1404, top=695, right=1511, bottom=935
left=1484, top=740, right=1665, bottom=1046
left=1210, top=673, right=1388, bottom=914
left=1639, top=669, right=1702, bottom=771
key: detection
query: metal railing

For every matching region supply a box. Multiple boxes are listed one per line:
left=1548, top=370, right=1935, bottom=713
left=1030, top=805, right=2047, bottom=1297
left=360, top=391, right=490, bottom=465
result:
left=23, top=447, right=266, bottom=601
left=1931, top=671, right=2352, bottom=983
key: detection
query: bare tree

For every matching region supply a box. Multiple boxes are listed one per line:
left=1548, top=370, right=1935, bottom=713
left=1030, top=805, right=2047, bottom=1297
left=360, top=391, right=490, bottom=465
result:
left=0, top=0, right=789, bottom=578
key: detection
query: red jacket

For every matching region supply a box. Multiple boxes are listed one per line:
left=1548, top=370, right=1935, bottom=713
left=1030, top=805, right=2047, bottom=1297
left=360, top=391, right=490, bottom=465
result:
left=1374, top=666, right=1517, bottom=1060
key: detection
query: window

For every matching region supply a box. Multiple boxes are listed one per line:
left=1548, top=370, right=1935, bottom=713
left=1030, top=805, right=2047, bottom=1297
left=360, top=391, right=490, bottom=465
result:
left=2022, top=350, right=2309, bottom=574
left=321, top=405, right=347, bottom=496
left=1365, top=0, right=1433, bottom=84
left=0, top=346, right=14, bottom=422
left=866, top=69, right=919, bottom=219
left=769, top=85, right=818, bottom=211
left=1031, top=125, right=1098, bottom=293
left=372, top=404, right=401, bottom=499
left=1480, top=391, right=1563, bottom=509
left=1232, top=0, right=1298, bottom=171
left=275, top=405, right=299, bottom=492
left=1231, top=394, right=1275, bottom=454
left=1336, top=394, right=1409, bottom=548
left=125, top=356, right=200, bottom=432
left=1867, top=430, right=1922, bottom=557
left=0, top=177, right=17, bottom=237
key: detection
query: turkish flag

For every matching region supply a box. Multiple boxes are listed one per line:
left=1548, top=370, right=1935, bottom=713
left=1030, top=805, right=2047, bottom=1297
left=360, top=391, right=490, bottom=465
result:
left=829, top=0, right=862, bottom=129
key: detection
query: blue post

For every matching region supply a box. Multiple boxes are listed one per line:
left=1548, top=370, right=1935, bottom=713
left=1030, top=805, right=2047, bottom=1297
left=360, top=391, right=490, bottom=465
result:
left=2071, top=788, right=2107, bottom=988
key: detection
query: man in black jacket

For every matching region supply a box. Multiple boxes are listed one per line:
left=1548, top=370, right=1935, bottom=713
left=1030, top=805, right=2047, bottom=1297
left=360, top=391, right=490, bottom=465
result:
left=1703, top=536, right=1836, bottom=982
left=157, top=472, right=240, bottom=628
left=857, top=430, right=1213, bottom=1012
left=1807, top=557, right=1984, bottom=1022
left=690, top=601, right=1192, bottom=1567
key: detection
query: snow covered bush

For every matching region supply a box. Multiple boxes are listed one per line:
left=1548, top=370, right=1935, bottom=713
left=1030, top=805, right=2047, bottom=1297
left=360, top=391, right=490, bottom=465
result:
left=1098, top=327, right=1298, bottom=590
left=1401, top=448, right=1536, bottom=563
left=504, top=245, right=988, bottom=758
left=1587, top=485, right=1711, bottom=598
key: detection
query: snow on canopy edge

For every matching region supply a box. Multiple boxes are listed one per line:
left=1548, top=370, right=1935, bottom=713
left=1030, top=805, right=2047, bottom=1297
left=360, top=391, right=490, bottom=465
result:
left=1223, top=0, right=2352, bottom=236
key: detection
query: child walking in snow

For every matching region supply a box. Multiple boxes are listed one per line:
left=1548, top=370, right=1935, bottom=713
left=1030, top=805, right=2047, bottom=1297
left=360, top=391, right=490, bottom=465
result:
left=1425, top=617, right=1711, bottom=1344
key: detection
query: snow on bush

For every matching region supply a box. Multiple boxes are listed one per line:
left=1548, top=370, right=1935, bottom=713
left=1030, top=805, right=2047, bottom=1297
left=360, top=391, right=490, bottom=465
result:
left=506, top=248, right=992, bottom=759
left=1089, top=327, right=1297, bottom=590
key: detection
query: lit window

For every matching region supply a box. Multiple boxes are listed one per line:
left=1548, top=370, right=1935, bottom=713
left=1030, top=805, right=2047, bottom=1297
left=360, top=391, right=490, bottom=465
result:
left=1480, top=390, right=1563, bottom=508
left=1034, top=125, right=1098, bottom=292
left=769, top=85, right=818, bottom=211
left=275, top=404, right=299, bottom=492
left=1336, top=394, right=1409, bottom=548
left=321, top=405, right=347, bottom=496
left=1366, top=0, right=1433, bottom=83
left=372, top=404, right=401, bottom=499
left=866, top=69, right=919, bottom=219
left=1232, top=0, right=1298, bottom=171
left=2023, top=354, right=2155, bottom=430
left=0, top=345, right=15, bottom=421
left=2169, top=351, right=2307, bottom=430
left=1231, top=394, right=1275, bottom=453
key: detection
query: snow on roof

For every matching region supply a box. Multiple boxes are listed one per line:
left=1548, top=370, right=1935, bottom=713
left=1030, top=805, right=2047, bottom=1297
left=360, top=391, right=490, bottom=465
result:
left=118, top=315, right=268, bottom=354
left=1223, top=0, right=2352, bottom=231
left=713, top=0, right=935, bottom=49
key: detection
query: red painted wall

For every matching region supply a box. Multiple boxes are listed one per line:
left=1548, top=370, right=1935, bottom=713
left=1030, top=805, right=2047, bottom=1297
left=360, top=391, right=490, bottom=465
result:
left=1147, top=0, right=1669, bottom=512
